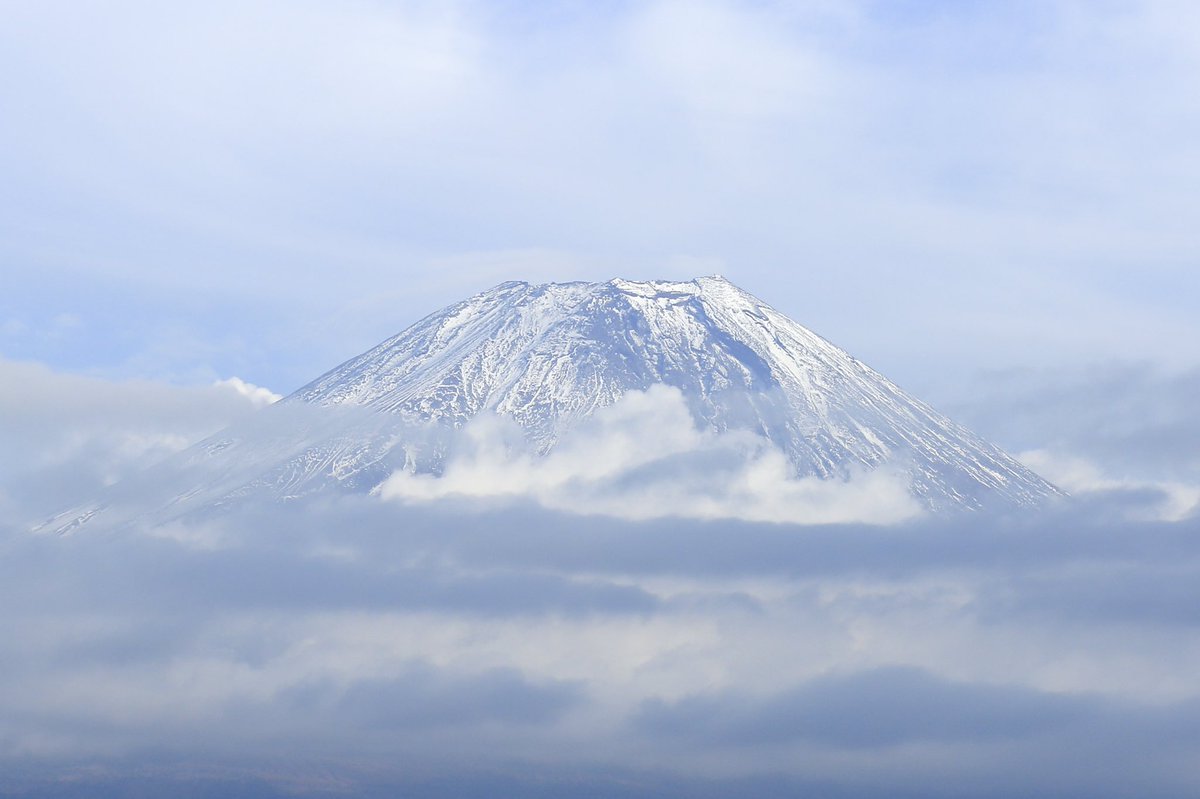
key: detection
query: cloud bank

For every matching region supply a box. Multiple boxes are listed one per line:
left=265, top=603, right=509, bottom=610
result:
left=1, top=360, right=1199, bottom=797
left=942, top=363, right=1200, bottom=521
left=3, top=494, right=1200, bottom=798
left=0, top=358, right=274, bottom=524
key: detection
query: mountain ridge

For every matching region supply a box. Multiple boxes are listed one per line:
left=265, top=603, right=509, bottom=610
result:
left=289, top=275, right=1059, bottom=510
left=38, top=275, right=1061, bottom=534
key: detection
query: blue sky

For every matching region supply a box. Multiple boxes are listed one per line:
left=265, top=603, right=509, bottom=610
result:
left=3, top=0, right=1199, bottom=395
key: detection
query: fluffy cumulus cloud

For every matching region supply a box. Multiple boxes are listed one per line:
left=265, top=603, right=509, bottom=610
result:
left=1, top=362, right=1200, bottom=797
left=380, top=386, right=922, bottom=525
left=214, top=376, right=282, bottom=408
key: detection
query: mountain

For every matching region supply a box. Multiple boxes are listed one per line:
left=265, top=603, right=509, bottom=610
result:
left=290, top=276, right=1058, bottom=510
left=42, top=276, right=1060, bottom=533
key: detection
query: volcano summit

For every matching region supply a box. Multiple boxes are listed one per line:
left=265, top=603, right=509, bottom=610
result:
left=289, top=275, right=1057, bottom=510
left=46, top=276, right=1060, bottom=533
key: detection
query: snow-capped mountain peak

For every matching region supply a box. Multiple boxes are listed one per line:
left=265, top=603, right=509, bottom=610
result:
left=38, top=276, right=1060, bottom=535
left=288, top=276, right=1059, bottom=510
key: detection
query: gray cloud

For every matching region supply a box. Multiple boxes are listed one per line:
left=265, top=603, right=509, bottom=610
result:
left=634, top=666, right=1096, bottom=747
left=292, top=664, right=584, bottom=731
left=975, top=561, right=1200, bottom=627
left=4, top=490, right=1200, bottom=797
left=4, top=352, right=1200, bottom=796
left=940, top=363, right=1200, bottom=481
left=0, top=358, right=273, bottom=523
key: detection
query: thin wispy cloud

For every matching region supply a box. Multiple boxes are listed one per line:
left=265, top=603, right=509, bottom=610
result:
left=2, top=1, right=1198, bottom=389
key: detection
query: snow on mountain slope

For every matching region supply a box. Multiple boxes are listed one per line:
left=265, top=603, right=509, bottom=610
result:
left=291, top=276, right=1060, bottom=511
left=37, top=276, right=1060, bottom=534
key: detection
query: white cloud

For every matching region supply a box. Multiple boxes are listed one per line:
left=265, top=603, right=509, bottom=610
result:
left=0, top=358, right=271, bottom=522
left=1019, top=448, right=1199, bottom=521
left=380, top=385, right=923, bottom=525
left=214, top=376, right=282, bottom=408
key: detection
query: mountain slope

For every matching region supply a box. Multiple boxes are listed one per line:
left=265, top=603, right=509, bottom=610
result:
left=40, top=276, right=1060, bottom=534
left=291, top=276, right=1058, bottom=510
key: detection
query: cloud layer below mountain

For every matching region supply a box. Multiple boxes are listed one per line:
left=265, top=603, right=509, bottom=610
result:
left=2, top=358, right=1200, bottom=797
left=3, top=495, right=1199, bottom=798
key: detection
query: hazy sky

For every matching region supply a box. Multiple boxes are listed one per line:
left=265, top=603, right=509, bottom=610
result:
left=3, top=4, right=1200, bottom=796
left=3, top=0, right=1199, bottom=394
